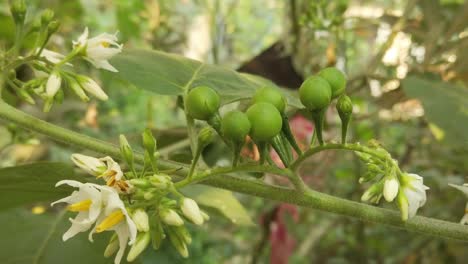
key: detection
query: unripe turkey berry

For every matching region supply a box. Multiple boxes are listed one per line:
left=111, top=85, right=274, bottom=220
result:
left=318, top=67, right=346, bottom=98
left=221, top=111, right=251, bottom=143
left=246, top=102, right=282, bottom=141
left=185, top=86, right=220, bottom=120
left=252, top=87, right=286, bottom=113
left=299, top=76, right=332, bottom=111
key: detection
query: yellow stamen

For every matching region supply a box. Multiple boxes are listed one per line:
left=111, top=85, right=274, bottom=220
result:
left=101, top=41, right=110, bottom=48
left=96, top=210, right=124, bottom=233
left=106, top=177, right=116, bottom=187
left=67, top=199, right=92, bottom=212
left=32, top=205, right=46, bottom=215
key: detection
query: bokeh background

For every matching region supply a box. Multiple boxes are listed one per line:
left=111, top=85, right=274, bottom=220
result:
left=0, top=0, right=467, bottom=263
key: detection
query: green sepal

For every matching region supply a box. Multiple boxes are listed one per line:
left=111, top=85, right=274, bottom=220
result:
left=150, top=214, right=165, bottom=250
left=281, top=115, right=302, bottom=155
left=311, top=108, right=326, bottom=145
left=270, top=134, right=291, bottom=167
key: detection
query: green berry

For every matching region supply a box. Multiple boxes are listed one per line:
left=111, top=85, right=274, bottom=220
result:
left=252, top=87, right=286, bottom=113
left=221, top=111, right=251, bottom=143
left=318, top=67, right=346, bottom=98
left=186, top=86, right=220, bottom=120
left=299, top=76, right=332, bottom=111
left=246, top=103, right=282, bottom=141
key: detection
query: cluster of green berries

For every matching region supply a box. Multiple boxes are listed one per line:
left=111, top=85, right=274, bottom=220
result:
left=299, top=67, right=352, bottom=145
left=184, top=67, right=352, bottom=168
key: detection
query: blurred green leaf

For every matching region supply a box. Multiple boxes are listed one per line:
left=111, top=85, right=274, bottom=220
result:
left=0, top=162, right=85, bottom=210
left=181, top=185, right=254, bottom=226
left=0, top=208, right=112, bottom=264
left=402, top=76, right=468, bottom=146
left=111, top=49, right=301, bottom=107
left=0, top=126, right=12, bottom=149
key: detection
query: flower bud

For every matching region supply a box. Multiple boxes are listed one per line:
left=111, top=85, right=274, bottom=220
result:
left=180, top=198, right=204, bottom=225
left=119, top=134, right=134, bottom=170
left=71, top=153, right=107, bottom=176
left=10, top=0, right=26, bottom=25
left=361, top=181, right=384, bottom=204
left=383, top=177, right=399, bottom=202
left=126, top=232, right=151, bottom=262
left=160, top=209, right=184, bottom=226
left=174, top=225, right=192, bottom=244
left=41, top=9, right=54, bottom=25
left=129, top=178, right=151, bottom=189
left=149, top=174, right=172, bottom=189
left=17, top=88, right=35, bottom=105
left=167, top=226, right=189, bottom=258
left=104, top=234, right=119, bottom=258
left=47, top=21, right=60, bottom=35
left=142, top=128, right=157, bottom=154
left=132, top=209, right=149, bottom=232
left=45, top=71, right=61, bottom=98
left=336, top=95, right=353, bottom=144
left=143, top=191, right=155, bottom=200
left=67, top=77, right=89, bottom=102
left=150, top=217, right=165, bottom=250
left=76, top=75, right=108, bottom=100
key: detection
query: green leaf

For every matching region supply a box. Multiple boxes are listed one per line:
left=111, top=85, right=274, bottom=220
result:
left=181, top=185, right=254, bottom=226
left=402, top=76, right=468, bottom=146
left=0, top=162, right=86, bottom=210
left=111, top=49, right=302, bottom=107
left=0, top=208, right=111, bottom=264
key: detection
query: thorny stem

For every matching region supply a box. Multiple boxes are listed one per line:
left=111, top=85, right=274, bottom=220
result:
left=1, top=100, right=468, bottom=241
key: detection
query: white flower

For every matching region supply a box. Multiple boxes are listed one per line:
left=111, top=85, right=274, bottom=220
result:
left=89, top=186, right=137, bottom=264
left=161, top=209, right=184, bottom=226
left=448, top=183, right=468, bottom=224
left=73, top=27, right=122, bottom=72
left=383, top=177, right=399, bottom=202
left=399, top=173, right=429, bottom=220
left=71, top=154, right=132, bottom=194
left=45, top=71, right=61, bottom=98
left=51, top=180, right=104, bottom=241
left=180, top=198, right=204, bottom=225
left=76, top=75, right=108, bottom=100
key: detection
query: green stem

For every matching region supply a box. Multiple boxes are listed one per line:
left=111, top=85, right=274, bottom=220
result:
left=0, top=100, right=468, bottom=241
left=291, top=143, right=388, bottom=171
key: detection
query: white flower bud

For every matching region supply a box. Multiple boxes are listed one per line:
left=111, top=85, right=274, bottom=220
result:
left=161, top=209, right=184, bottom=226
left=383, top=178, right=399, bottom=202
left=180, top=198, right=204, bottom=225
left=104, top=234, right=119, bottom=258
left=77, top=75, right=108, bottom=100
left=46, top=71, right=61, bottom=98
left=126, top=232, right=151, bottom=262
left=71, top=153, right=106, bottom=176
left=132, top=209, right=149, bottom=232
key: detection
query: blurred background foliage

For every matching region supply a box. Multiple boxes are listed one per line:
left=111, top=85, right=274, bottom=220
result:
left=0, top=0, right=467, bottom=263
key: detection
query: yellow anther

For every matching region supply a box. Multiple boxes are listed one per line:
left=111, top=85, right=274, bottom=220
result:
left=32, top=205, right=46, bottom=215
left=101, top=41, right=110, bottom=48
left=96, top=210, right=125, bottom=233
left=67, top=199, right=92, bottom=212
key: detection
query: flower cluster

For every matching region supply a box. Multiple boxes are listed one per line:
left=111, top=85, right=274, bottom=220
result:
left=51, top=131, right=208, bottom=263
left=357, top=141, right=429, bottom=221
left=40, top=26, right=122, bottom=110
left=3, top=4, right=123, bottom=112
